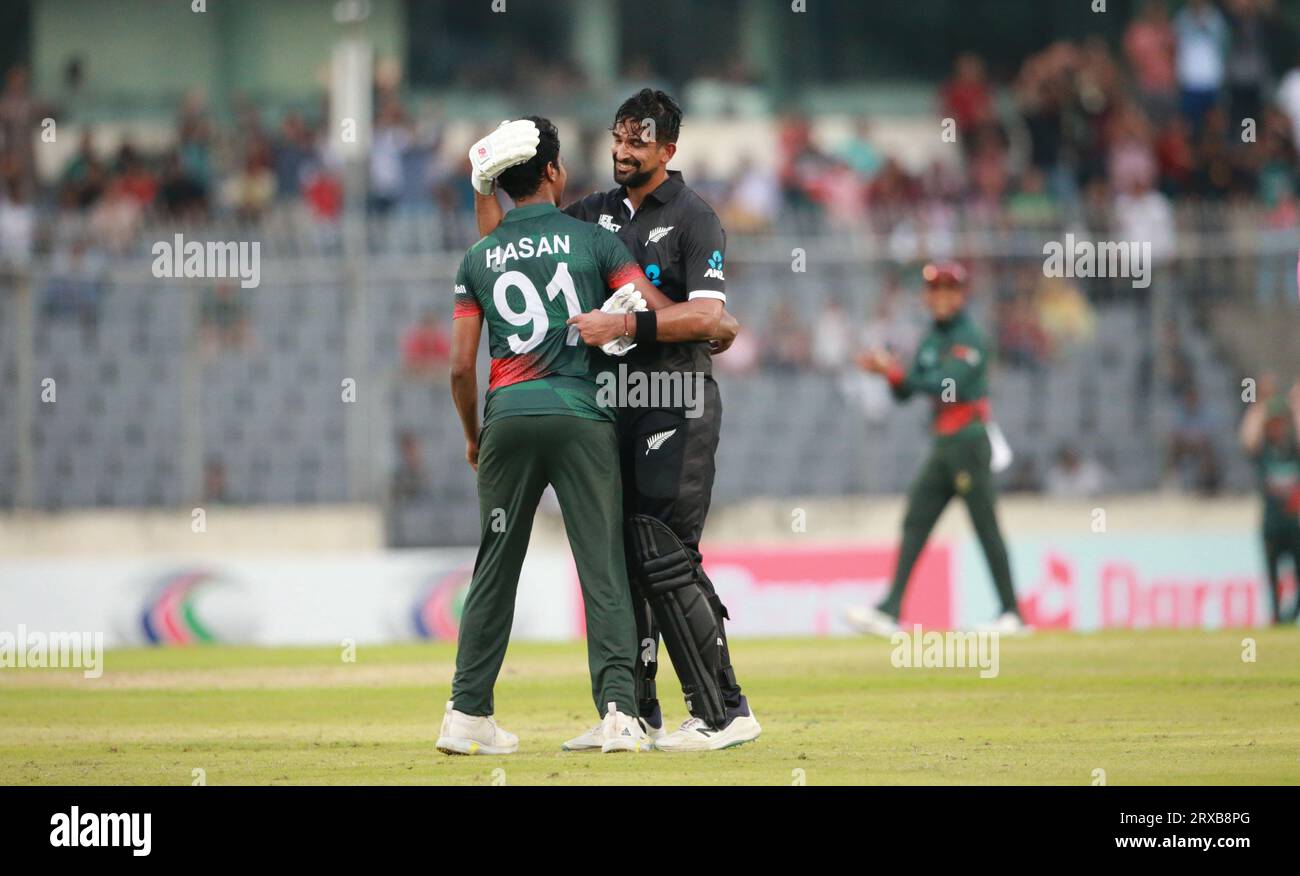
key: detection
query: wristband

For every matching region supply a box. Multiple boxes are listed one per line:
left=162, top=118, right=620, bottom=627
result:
left=623, top=313, right=632, bottom=338
left=635, top=310, right=657, bottom=344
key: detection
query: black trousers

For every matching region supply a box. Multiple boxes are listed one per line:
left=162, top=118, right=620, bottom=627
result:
left=617, top=375, right=743, bottom=718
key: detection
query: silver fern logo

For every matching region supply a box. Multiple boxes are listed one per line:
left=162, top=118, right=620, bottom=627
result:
left=645, top=429, right=678, bottom=454
left=646, top=226, right=674, bottom=245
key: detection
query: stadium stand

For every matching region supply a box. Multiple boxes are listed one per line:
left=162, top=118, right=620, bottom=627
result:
left=0, top=204, right=1258, bottom=546
left=4, top=0, right=1297, bottom=545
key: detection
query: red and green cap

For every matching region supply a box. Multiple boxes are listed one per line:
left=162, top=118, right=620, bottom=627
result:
left=922, top=261, right=968, bottom=289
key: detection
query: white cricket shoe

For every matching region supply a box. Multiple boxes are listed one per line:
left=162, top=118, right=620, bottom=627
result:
left=977, top=612, right=1031, bottom=636
left=435, top=700, right=518, bottom=755
left=654, top=702, right=761, bottom=752
left=843, top=605, right=901, bottom=636
left=600, top=702, right=652, bottom=753
left=562, top=709, right=665, bottom=751
left=560, top=724, right=605, bottom=752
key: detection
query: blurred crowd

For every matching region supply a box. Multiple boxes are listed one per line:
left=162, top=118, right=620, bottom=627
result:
left=0, top=1, right=1296, bottom=266
left=2, top=1, right=1295, bottom=508
left=774, top=0, right=1300, bottom=235
left=0, top=62, right=500, bottom=267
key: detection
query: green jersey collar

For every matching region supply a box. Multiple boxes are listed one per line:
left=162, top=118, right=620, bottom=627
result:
left=935, top=309, right=969, bottom=330
left=502, top=202, right=560, bottom=223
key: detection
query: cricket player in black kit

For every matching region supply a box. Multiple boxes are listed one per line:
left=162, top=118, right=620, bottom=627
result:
left=474, top=91, right=760, bottom=751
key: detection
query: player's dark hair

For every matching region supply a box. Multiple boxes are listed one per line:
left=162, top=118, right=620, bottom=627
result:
left=612, top=89, right=682, bottom=144
left=497, top=115, right=561, bottom=201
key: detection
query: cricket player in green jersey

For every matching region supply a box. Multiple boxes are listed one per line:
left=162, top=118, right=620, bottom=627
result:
left=844, top=262, right=1026, bottom=636
left=437, top=117, right=732, bottom=755
left=1239, top=381, right=1300, bottom=625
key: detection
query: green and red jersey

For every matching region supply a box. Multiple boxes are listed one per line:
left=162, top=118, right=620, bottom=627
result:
left=453, top=202, right=645, bottom=427
left=886, top=309, right=992, bottom=437
left=1254, top=429, right=1300, bottom=533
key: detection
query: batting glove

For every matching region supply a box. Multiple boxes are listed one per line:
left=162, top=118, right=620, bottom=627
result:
left=599, top=283, right=647, bottom=356
left=468, top=119, right=541, bottom=196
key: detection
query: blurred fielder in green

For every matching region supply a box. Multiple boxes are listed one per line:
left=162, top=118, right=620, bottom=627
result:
left=845, top=262, right=1025, bottom=636
left=1239, top=375, right=1300, bottom=625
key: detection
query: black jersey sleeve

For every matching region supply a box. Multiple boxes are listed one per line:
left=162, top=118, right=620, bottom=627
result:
left=681, top=209, right=727, bottom=303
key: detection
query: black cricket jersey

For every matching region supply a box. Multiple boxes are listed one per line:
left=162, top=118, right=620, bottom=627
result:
left=563, top=170, right=727, bottom=376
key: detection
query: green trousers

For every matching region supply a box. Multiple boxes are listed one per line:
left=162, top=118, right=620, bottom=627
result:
left=1263, top=524, right=1300, bottom=624
left=878, top=426, right=1019, bottom=619
left=450, top=414, right=638, bottom=718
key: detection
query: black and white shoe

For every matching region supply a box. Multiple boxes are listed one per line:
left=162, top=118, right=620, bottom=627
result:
left=654, top=697, right=761, bottom=752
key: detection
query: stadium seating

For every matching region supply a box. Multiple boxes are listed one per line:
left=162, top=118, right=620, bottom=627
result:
left=0, top=209, right=1254, bottom=545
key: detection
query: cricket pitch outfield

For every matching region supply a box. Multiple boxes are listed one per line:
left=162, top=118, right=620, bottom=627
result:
left=2, top=630, right=1297, bottom=785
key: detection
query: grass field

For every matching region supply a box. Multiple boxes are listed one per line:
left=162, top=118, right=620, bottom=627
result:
left=2, top=630, right=1298, bottom=785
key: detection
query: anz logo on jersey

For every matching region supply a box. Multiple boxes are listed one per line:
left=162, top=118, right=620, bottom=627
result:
left=704, top=250, right=725, bottom=281
left=645, top=264, right=662, bottom=287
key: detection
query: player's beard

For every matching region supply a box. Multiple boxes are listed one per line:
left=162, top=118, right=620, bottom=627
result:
left=613, top=159, right=654, bottom=189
